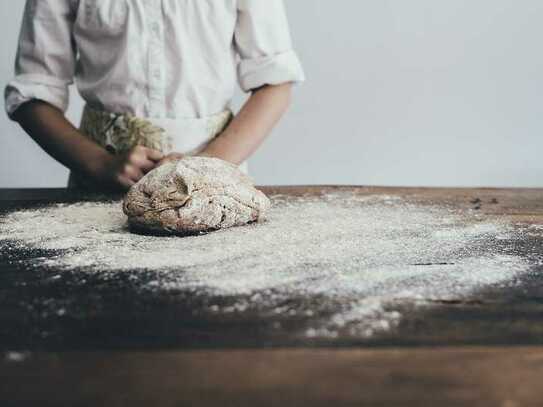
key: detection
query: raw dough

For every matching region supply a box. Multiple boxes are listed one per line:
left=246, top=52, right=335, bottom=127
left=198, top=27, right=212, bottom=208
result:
left=123, top=157, right=271, bottom=235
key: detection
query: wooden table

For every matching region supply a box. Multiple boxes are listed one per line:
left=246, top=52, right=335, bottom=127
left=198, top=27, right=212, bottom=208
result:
left=0, top=187, right=542, bottom=406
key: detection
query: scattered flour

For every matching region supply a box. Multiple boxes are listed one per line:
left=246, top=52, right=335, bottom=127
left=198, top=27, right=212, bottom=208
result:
left=0, top=192, right=533, bottom=338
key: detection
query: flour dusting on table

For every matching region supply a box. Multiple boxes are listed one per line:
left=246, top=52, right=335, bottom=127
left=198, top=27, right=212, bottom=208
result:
left=0, top=192, right=532, bottom=338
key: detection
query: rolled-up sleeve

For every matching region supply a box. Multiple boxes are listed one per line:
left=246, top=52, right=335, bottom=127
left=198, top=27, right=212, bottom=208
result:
left=4, top=0, right=77, bottom=119
left=235, top=0, right=305, bottom=92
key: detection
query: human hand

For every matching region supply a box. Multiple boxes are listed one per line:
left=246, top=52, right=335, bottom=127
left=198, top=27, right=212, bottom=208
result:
left=92, top=145, right=164, bottom=191
left=157, top=152, right=185, bottom=167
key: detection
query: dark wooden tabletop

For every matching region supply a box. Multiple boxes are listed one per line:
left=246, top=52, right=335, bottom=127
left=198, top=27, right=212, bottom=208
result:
left=0, top=186, right=542, bottom=406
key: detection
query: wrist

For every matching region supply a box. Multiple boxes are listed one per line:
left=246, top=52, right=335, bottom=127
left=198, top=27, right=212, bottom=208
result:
left=197, top=149, right=214, bottom=158
left=198, top=136, right=230, bottom=159
left=83, top=148, right=115, bottom=180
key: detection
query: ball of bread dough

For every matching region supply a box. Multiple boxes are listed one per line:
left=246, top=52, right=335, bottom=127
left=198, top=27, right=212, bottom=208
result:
left=123, top=157, right=271, bottom=235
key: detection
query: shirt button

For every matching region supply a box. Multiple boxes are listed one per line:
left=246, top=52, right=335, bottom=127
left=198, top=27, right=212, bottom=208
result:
left=151, top=22, right=160, bottom=33
left=153, top=70, right=161, bottom=79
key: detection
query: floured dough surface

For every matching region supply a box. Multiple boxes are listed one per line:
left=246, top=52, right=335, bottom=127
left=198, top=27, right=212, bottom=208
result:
left=123, top=157, right=271, bottom=235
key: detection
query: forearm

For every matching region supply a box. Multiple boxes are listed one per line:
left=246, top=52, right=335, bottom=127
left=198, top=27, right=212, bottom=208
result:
left=13, top=100, right=112, bottom=176
left=200, top=83, right=293, bottom=165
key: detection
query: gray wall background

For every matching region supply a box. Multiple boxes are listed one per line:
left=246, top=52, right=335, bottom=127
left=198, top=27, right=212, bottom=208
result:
left=1, top=0, right=542, bottom=188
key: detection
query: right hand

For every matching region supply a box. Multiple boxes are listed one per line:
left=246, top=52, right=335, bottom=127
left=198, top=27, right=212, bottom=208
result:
left=93, top=145, right=164, bottom=191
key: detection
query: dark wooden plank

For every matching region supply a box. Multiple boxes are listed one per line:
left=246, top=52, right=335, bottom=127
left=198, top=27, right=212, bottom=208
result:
left=262, top=185, right=543, bottom=217
left=1, top=347, right=543, bottom=406
left=2, top=186, right=543, bottom=217
left=0, top=188, right=123, bottom=206
left=0, top=187, right=542, bottom=350
left=0, top=188, right=542, bottom=405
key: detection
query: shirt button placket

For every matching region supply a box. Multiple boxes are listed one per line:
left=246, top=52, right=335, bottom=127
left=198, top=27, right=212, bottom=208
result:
left=146, top=0, right=165, bottom=118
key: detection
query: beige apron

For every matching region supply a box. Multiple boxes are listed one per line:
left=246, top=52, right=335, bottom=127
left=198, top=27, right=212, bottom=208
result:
left=69, top=105, right=247, bottom=189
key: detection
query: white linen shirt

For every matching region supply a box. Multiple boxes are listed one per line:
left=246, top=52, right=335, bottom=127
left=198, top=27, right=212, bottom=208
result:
left=5, top=0, right=305, bottom=120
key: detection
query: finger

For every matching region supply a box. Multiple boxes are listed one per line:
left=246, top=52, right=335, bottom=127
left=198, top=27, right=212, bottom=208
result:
left=158, top=153, right=184, bottom=166
left=171, top=154, right=185, bottom=162
left=117, top=175, right=135, bottom=191
left=157, top=156, right=174, bottom=167
left=130, top=167, right=145, bottom=182
left=139, top=158, right=158, bottom=173
left=130, top=155, right=157, bottom=173
left=129, top=146, right=164, bottom=163
left=143, top=147, right=165, bottom=162
left=123, top=164, right=144, bottom=182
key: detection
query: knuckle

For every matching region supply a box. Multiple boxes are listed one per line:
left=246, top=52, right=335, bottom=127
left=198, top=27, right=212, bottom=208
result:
left=133, top=154, right=146, bottom=165
left=122, top=163, right=132, bottom=175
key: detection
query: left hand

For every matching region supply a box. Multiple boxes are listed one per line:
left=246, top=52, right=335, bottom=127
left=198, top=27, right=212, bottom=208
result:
left=157, top=152, right=185, bottom=167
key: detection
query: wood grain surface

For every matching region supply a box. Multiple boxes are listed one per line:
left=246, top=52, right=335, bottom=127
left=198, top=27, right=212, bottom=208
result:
left=0, top=187, right=542, bottom=406
left=2, top=347, right=543, bottom=406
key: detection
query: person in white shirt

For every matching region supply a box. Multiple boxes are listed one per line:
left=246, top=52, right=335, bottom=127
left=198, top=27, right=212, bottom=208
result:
left=5, top=0, right=305, bottom=190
